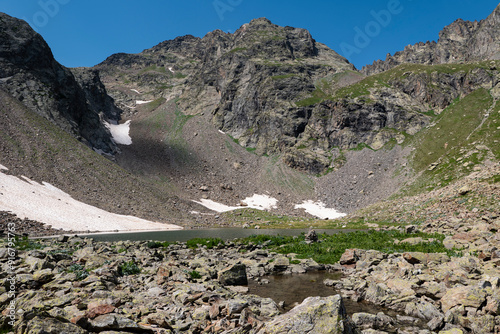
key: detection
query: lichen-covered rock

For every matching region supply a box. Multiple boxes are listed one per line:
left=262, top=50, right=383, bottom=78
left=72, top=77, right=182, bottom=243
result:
left=23, top=316, right=88, bottom=334
left=440, top=286, right=487, bottom=313
left=258, top=295, right=354, bottom=334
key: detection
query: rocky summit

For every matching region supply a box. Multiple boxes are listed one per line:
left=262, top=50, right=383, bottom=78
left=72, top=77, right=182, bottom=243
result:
left=0, top=3, right=500, bottom=334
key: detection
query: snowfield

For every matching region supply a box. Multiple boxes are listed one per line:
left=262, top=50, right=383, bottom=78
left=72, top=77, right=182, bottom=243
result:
left=104, top=120, right=132, bottom=145
left=0, top=168, right=182, bottom=232
left=294, top=200, right=346, bottom=220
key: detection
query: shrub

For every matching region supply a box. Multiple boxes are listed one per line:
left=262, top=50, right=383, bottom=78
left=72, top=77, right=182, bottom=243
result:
left=119, top=261, right=141, bottom=276
left=188, top=271, right=202, bottom=279
left=67, top=263, right=89, bottom=281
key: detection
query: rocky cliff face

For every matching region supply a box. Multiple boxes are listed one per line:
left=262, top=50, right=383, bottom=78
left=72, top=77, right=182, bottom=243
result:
left=96, top=12, right=500, bottom=175
left=0, top=13, right=120, bottom=154
left=362, top=4, right=500, bottom=75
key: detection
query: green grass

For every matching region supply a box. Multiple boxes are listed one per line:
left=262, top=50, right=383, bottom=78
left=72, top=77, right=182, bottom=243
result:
left=146, top=241, right=171, bottom=249
left=229, top=47, right=248, bottom=54
left=173, top=72, right=187, bottom=79
left=119, top=261, right=141, bottom=276
left=139, top=65, right=168, bottom=75
left=296, top=87, right=329, bottom=107
left=144, top=97, right=166, bottom=112
left=238, top=230, right=450, bottom=264
left=14, top=236, right=44, bottom=251
left=67, top=263, right=89, bottom=281
left=401, top=88, right=495, bottom=195
left=188, top=270, right=202, bottom=279
left=186, top=238, right=224, bottom=249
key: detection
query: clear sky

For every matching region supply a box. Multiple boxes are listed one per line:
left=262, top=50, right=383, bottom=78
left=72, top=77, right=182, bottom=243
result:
left=1, top=1, right=498, bottom=70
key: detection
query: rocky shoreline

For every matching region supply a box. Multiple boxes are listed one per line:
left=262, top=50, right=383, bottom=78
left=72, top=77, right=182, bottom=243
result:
left=0, top=235, right=354, bottom=334
left=0, top=212, right=83, bottom=238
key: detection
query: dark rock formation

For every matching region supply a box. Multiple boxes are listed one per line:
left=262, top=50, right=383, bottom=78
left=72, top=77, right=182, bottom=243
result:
left=0, top=13, right=120, bottom=154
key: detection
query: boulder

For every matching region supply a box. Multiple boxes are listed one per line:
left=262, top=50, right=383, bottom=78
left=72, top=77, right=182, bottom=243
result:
left=351, top=312, right=377, bottom=329
left=339, top=249, right=365, bottom=267
left=440, top=286, right=487, bottom=313
left=258, top=295, right=354, bottom=334
left=23, top=316, right=88, bottom=334
left=218, top=263, right=248, bottom=286
left=402, top=252, right=449, bottom=265
left=88, top=313, right=153, bottom=333
left=305, top=229, right=318, bottom=243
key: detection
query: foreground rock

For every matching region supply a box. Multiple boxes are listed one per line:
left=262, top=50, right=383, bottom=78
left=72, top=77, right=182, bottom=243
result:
left=334, top=243, right=500, bottom=333
left=0, top=236, right=351, bottom=334
left=258, top=295, right=355, bottom=334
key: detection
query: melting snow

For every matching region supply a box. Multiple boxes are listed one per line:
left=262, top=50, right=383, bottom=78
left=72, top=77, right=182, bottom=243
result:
left=0, top=170, right=182, bottom=232
left=242, top=194, right=278, bottom=210
left=136, top=100, right=153, bottom=105
left=104, top=120, right=132, bottom=145
left=294, top=201, right=346, bottom=220
left=192, top=199, right=240, bottom=213
left=0, top=164, right=8, bottom=171
left=193, top=194, right=278, bottom=213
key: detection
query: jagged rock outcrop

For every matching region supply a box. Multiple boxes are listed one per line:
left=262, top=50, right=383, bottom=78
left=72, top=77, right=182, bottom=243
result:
left=0, top=13, right=119, bottom=154
left=96, top=10, right=500, bottom=175
left=362, top=4, right=500, bottom=75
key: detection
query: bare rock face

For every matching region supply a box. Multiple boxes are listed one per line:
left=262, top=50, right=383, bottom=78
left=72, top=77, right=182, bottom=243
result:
left=362, top=4, right=500, bottom=75
left=0, top=13, right=120, bottom=154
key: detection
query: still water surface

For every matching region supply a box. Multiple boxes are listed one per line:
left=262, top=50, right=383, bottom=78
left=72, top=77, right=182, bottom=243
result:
left=84, top=228, right=356, bottom=242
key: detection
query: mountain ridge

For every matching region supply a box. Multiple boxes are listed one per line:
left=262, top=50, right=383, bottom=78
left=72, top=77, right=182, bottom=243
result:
left=362, top=3, right=500, bottom=75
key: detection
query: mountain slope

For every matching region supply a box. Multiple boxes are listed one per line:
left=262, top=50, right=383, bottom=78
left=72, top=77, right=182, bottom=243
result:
left=0, top=87, right=197, bottom=225
left=0, top=12, right=118, bottom=154
left=93, top=10, right=500, bottom=217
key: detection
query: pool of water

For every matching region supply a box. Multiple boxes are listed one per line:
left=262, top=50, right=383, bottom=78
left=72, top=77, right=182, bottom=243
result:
left=82, top=228, right=357, bottom=243
left=247, top=271, right=425, bottom=333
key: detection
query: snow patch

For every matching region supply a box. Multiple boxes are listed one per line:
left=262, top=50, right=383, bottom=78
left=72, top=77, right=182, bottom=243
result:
left=131, top=89, right=141, bottom=94
left=136, top=100, right=153, bottom=105
left=104, top=120, right=132, bottom=145
left=218, top=130, right=226, bottom=135
left=193, top=194, right=278, bottom=213
left=0, top=170, right=182, bottom=232
left=0, top=164, right=8, bottom=171
left=168, top=67, right=174, bottom=73
left=294, top=201, right=346, bottom=220
left=242, top=194, right=278, bottom=211
left=192, top=199, right=240, bottom=213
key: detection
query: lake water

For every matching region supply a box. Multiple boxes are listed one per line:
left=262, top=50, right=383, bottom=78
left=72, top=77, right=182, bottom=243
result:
left=83, top=228, right=357, bottom=242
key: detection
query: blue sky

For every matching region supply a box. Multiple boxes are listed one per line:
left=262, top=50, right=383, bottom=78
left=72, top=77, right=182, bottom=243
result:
left=1, top=1, right=498, bottom=69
